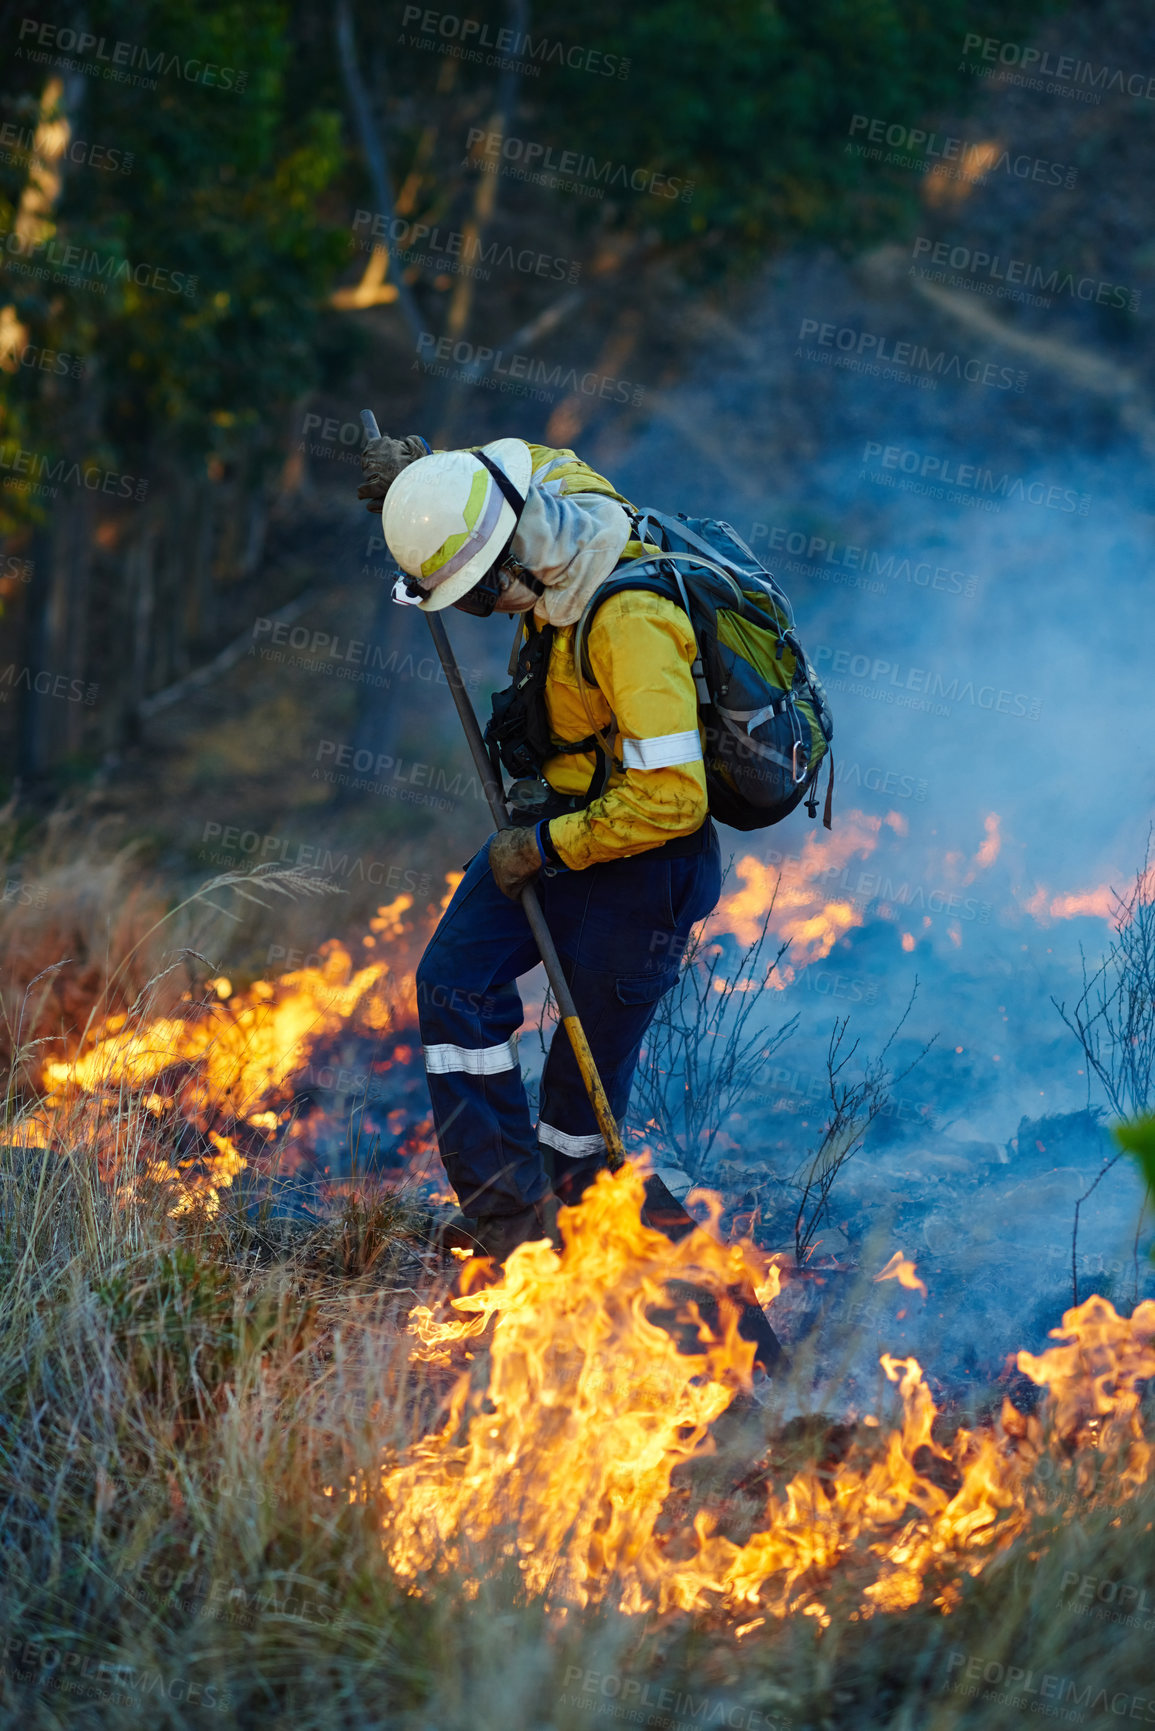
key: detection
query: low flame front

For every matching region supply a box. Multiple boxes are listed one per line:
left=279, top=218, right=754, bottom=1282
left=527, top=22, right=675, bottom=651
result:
left=15, top=833, right=891, bottom=1208
left=9, top=850, right=1155, bottom=1621
left=21, top=920, right=412, bottom=1210
left=386, top=1165, right=768, bottom=1610
left=342, top=1166, right=1155, bottom=1621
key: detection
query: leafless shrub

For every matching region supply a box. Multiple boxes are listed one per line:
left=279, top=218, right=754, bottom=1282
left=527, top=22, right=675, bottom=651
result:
left=629, top=879, right=934, bottom=1265
left=1053, top=836, right=1155, bottom=1301
left=630, top=878, right=798, bottom=1182
left=792, top=985, right=933, bottom=1268
left=1054, top=836, right=1155, bottom=1122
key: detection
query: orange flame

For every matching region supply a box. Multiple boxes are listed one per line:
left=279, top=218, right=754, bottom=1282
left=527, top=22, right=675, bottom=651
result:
left=1017, top=1295, right=1155, bottom=1487
left=14, top=853, right=1155, bottom=1625
left=373, top=1166, right=760, bottom=1608
left=331, top=1170, right=1155, bottom=1622
left=15, top=870, right=479, bottom=1213
left=25, top=919, right=428, bottom=1212
left=1027, top=884, right=1119, bottom=923
left=1023, top=859, right=1155, bottom=928
left=42, top=945, right=391, bottom=1106
left=874, top=1250, right=929, bottom=1300
left=711, top=811, right=884, bottom=980
left=974, top=812, right=1001, bottom=871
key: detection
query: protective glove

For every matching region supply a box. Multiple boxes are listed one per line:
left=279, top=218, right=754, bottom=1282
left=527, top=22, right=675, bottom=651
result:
left=356, top=433, right=429, bottom=514
left=488, top=826, right=542, bottom=901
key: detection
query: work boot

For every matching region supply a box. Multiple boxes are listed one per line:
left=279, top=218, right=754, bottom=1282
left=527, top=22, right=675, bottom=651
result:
left=472, top=1196, right=559, bottom=1262
left=551, top=1158, right=603, bottom=1211
left=423, top=1197, right=559, bottom=1262
left=423, top=1208, right=484, bottom=1254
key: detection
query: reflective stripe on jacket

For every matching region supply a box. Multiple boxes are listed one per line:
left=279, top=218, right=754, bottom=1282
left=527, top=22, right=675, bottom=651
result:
left=525, top=444, right=630, bottom=503
left=524, top=443, right=658, bottom=562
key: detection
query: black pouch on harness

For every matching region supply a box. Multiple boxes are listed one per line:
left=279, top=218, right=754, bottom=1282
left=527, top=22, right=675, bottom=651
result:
left=485, top=623, right=557, bottom=781
left=485, top=619, right=597, bottom=788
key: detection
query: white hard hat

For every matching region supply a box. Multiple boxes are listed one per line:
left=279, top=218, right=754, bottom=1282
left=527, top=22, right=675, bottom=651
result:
left=382, top=438, right=533, bottom=612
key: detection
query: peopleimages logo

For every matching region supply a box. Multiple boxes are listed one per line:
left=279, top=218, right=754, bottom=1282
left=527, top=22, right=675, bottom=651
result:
left=0, top=442, right=147, bottom=501
left=199, top=822, right=434, bottom=897
left=465, top=127, right=694, bottom=201
left=1060, top=1571, right=1155, bottom=1631
left=414, top=333, right=644, bottom=406
left=0, top=664, right=98, bottom=706
left=749, top=522, right=979, bottom=600
left=0, top=340, right=86, bottom=378
left=911, top=238, right=1140, bottom=311
left=846, top=114, right=1077, bottom=189
left=945, top=1647, right=1155, bottom=1723
left=2, top=875, right=48, bottom=907
left=399, top=7, right=630, bottom=78
left=798, top=318, right=1026, bottom=393
left=352, top=209, right=580, bottom=283
left=861, top=441, right=1091, bottom=515
left=0, top=226, right=197, bottom=298
left=3, top=1636, right=233, bottom=1713
left=961, top=33, right=1155, bottom=101
left=812, top=640, right=1042, bottom=721
left=15, top=19, right=249, bottom=92
left=835, top=760, right=929, bottom=802
left=311, top=738, right=487, bottom=810
left=559, top=1666, right=791, bottom=1731
left=0, top=120, right=133, bottom=174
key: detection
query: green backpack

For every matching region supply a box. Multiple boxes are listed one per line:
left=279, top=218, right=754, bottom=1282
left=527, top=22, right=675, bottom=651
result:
left=575, top=510, right=835, bottom=832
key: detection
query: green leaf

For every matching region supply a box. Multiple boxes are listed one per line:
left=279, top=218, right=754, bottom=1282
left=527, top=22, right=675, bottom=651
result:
left=1114, top=1117, right=1155, bottom=1205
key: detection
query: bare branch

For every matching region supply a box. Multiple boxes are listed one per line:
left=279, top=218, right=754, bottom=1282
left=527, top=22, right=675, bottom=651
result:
left=1052, top=834, right=1155, bottom=1293
left=334, top=0, right=424, bottom=346
left=793, top=981, right=935, bottom=1268
left=631, top=864, right=797, bottom=1178
left=1071, top=1150, right=1128, bottom=1306
left=1053, top=831, right=1155, bottom=1123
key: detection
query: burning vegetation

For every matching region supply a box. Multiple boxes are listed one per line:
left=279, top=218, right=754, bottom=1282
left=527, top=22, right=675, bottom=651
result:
left=1, top=832, right=1153, bottom=1726
left=352, top=1163, right=1155, bottom=1628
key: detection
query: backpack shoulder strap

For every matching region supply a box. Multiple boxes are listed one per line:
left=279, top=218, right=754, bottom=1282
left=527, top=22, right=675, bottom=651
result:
left=573, top=565, right=682, bottom=686
left=569, top=566, right=684, bottom=771
left=640, top=509, right=798, bottom=632
left=637, top=509, right=731, bottom=568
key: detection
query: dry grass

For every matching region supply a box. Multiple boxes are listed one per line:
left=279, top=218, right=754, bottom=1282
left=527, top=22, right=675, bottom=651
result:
left=1, top=1107, right=1154, bottom=1730
left=0, top=805, right=350, bottom=1117
left=0, top=808, right=173, bottom=1086
left=2, top=840, right=1154, bottom=1729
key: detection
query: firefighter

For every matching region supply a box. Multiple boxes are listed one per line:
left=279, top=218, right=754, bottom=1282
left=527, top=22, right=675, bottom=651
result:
left=358, top=433, right=722, bottom=1260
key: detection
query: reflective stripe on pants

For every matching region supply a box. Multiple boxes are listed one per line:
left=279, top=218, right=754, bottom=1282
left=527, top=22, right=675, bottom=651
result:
left=413, top=826, right=722, bottom=1218
left=424, top=1037, right=519, bottom=1076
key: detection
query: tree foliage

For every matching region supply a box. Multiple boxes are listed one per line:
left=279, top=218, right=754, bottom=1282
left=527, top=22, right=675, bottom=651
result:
left=0, top=0, right=1061, bottom=770
left=0, top=0, right=348, bottom=539
left=380, top=0, right=1060, bottom=265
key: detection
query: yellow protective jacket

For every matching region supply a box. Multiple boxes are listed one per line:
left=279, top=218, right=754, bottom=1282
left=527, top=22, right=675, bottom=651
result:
left=512, top=445, right=708, bottom=871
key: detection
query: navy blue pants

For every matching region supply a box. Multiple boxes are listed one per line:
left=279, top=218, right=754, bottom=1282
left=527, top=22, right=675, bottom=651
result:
left=414, top=825, right=722, bottom=1218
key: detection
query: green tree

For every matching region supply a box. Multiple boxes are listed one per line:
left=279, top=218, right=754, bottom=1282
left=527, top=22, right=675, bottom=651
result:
left=0, top=0, right=348, bottom=775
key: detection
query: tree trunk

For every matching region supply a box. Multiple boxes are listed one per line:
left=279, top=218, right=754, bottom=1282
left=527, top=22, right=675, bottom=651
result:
left=328, top=558, right=421, bottom=810
left=430, top=0, right=530, bottom=447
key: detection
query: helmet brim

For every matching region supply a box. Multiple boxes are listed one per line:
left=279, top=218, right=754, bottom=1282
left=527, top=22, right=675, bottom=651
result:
left=414, top=438, right=534, bottom=611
